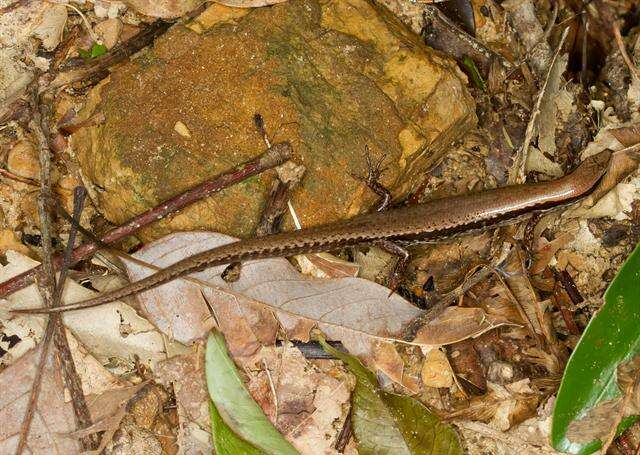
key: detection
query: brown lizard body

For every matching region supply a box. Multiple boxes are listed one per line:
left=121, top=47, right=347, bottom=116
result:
left=16, top=150, right=611, bottom=314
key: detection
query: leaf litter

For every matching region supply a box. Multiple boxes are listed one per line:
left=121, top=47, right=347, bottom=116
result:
left=1, top=0, right=640, bottom=453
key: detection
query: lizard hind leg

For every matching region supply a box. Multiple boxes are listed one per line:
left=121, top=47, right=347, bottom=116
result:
left=375, top=239, right=411, bottom=297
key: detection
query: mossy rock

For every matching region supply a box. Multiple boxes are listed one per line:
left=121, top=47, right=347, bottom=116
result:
left=73, top=0, right=476, bottom=241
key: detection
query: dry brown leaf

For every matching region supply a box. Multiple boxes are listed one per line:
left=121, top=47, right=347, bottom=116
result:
left=449, top=379, right=539, bottom=430
left=124, top=232, right=423, bottom=378
left=295, top=252, right=360, bottom=279
left=537, top=53, right=568, bottom=158
left=155, top=352, right=212, bottom=453
left=530, top=231, right=575, bottom=274
left=373, top=341, right=421, bottom=393
left=1, top=251, right=179, bottom=370
left=242, top=345, right=351, bottom=453
left=70, top=384, right=148, bottom=454
left=213, top=0, right=288, bottom=7
left=421, top=348, right=454, bottom=388
left=413, top=307, right=510, bottom=345
left=124, top=0, right=204, bottom=18
left=610, top=124, right=640, bottom=146
left=0, top=347, right=79, bottom=453
left=31, top=4, right=67, bottom=51
left=500, top=247, right=550, bottom=340
left=94, top=18, right=122, bottom=50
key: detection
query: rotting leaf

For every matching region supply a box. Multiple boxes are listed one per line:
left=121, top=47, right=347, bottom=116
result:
left=552, top=243, right=640, bottom=454
left=320, top=339, right=463, bottom=455
left=205, top=329, right=299, bottom=455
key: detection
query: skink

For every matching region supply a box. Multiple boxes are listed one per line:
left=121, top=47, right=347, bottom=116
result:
left=16, top=149, right=611, bottom=314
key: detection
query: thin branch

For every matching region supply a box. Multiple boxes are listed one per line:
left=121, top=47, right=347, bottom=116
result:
left=17, top=98, right=97, bottom=453
left=47, top=5, right=206, bottom=92
left=16, top=100, right=58, bottom=455
left=50, top=187, right=98, bottom=450
left=0, top=142, right=292, bottom=298
left=0, top=168, right=39, bottom=186
left=613, top=20, right=640, bottom=81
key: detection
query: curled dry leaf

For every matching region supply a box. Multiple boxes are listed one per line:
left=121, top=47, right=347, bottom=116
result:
left=294, top=252, right=360, bottom=279
left=421, top=348, right=454, bottom=388
left=499, top=247, right=550, bottom=341
left=449, top=379, right=539, bottom=431
left=413, top=307, right=510, bottom=345
left=530, top=231, right=575, bottom=275
left=70, top=384, right=148, bottom=454
left=31, top=4, right=67, bottom=51
left=609, top=124, right=640, bottom=147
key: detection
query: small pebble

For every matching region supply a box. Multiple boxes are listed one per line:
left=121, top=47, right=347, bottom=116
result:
left=95, top=18, right=123, bottom=49
left=174, top=121, right=191, bottom=138
left=7, top=141, right=39, bottom=180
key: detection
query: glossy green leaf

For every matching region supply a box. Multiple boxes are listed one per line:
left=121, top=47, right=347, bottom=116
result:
left=320, top=339, right=462, bottom=455
left=205, top=330, right=298, bottom=455
left=552, top=243, right=640, bottom=454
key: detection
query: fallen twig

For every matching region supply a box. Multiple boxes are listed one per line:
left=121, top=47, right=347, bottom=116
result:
left=47, top=20, right=171, bottom=91
left=0, top=142, right=292, bottom=298
left=15, top=103, right=58, bottom=455
left=50, top=187, right=98, bottom=450
left=47, top=5, right=207, bottom=92
left=0, top=168, right=39, bottom=186
left=613, top=20, right=640, bottom=82
left=17, top=99, right=97, bottom=453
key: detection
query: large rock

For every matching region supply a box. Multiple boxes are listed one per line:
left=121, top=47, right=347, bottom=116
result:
left=73, top=0, right=476, bottom=241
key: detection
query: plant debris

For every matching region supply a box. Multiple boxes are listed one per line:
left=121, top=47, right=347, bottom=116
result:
left=0, top=0, right=639, bottom=453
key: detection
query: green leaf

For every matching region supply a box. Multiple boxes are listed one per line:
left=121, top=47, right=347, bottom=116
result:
left=90, top=43, right=108, bottom=58
left=79, top=42, right=108, bottom=60
left=209, top=401, right=264, bottom=455
left=78, top=48, right=91, bottom=59
left=552, top=243, right=640, bottom=454
left=462, top=56, right=486, bottom=92
left=320, top=339, right=462, bottom=455
left=205, top=330, right=299, bottom=455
